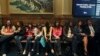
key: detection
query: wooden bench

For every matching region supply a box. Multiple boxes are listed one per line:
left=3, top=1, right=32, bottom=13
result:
left=10, top=39, right=68, bottom=44
left=0, top=35, right=69, bottom=44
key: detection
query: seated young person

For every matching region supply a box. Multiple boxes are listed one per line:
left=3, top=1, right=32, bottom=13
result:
left=63, top=21, right=74, bottom=55
left=43, top=22, right=54, bottom=56
left=14, top=21, right=26, bottom=55
left=23, top=23, right=34, bottom=56
left=72, top=20, right=88, bottom=56
left=63, top=21, right=74, bottom=42
left=85, top=19, right=96, bottom=56
left=50, top=21, right=63, bottom=56
left=32, top=24, right=45, bottom=55
left=0, top=20, right=16, bottom=56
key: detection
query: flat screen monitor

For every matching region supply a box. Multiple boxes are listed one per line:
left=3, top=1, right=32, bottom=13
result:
left=74, top=0, right=96, bottom=4
left=73, top=3, right=96, bottom=17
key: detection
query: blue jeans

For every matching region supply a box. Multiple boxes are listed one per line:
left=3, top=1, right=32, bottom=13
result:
left=45, top=40, right=53, bottom=53
left=14, top=35, right=23, bottom=52
left=72, top=35, right=83, bottom=54
left=54, top=39, right=61, bottom=55
left=33, top=36, right=41, bottom=53
left=24, top=37, right=33, bottom=53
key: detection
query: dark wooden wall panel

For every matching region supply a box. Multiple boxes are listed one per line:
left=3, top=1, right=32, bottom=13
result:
left=1, top=15, right=72, bottom=25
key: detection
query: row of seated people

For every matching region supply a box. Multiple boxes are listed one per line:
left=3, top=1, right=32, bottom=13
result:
left=0, top=19, right=96, bottom=56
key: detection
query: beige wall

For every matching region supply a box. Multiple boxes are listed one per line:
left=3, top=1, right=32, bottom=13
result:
left=54, top=0, right=63, bottom=15
left=54, top=0, right=72, bottom=15
left=0, top=0, right=8, bottom=15
left=63, top=0, right=72, bottom=15
left=0, top=0, right=72, bottom=15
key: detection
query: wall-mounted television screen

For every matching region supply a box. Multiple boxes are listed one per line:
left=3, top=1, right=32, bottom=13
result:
left=73, top=4, right=96, bottom=16
left=73, top=0, right=100, bottom=18
left=74, top=0, right=96, bottom=4
left=97, top=0, right=100, bottom=3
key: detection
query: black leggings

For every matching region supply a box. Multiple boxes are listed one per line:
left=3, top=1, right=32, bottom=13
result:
left=0, top=35, right=14, bottom=54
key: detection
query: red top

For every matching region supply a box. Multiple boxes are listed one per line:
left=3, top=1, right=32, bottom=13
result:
left=25, top=28, right=34, bottom=37
left=52, top=27, right=62, bottom=38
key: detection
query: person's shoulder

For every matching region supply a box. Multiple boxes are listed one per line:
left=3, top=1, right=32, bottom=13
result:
left=2, top=25, right=5, bottom=27
left=1, top=26, right=5, bottom=28
left=12, top=25, right=16, bottom=28
left=42, top=26, right=46, bottom=28
left=50, top=26, right=53, bottom=29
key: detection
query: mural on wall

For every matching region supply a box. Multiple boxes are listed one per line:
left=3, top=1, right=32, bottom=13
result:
left=9, top=0, right=53, bottom=14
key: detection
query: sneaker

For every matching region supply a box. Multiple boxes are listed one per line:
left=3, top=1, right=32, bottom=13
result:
left=23, top=50, right=26, bottom=55
left=31, top=49, right=34, bottom=51
left=51, top=49, right=54, bottom=53
left=45, top=52, right=48, bottom=56
left=36, top=53, right=39, bottom=55
left=2, top=54, right=6, bottom=56
left=28, top=52, right=31, bottom=56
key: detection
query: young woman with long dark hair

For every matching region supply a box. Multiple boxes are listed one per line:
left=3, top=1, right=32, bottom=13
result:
left=23, top=23, right=34, bottom=56
left=50, top=21, right=63, bottom=56
left=72, top=20, right=88, bottom=56
left=0, top=20, right=16, bottom=56
left=43, top=22, right=54, bottom=56
left=63, top=20, right=74, bottom=41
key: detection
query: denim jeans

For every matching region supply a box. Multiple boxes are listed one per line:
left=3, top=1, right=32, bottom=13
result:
left=14, top=35, right=23, bottom=52
left=45, top=40, right=53, bottom=53
left=72, top=35, right=83, bottom=55
left=33, top=36, right=41, bottom=53
left=24, top=37, right=33, bottom=53
left=54, top=39, right=61, bottom=55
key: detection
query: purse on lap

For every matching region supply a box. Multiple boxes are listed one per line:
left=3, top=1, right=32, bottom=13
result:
left=39, top=36, right=46, bottom=48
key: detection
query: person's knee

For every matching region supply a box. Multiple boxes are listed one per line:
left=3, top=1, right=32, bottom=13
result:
left=27, top=37, right=32, bottom=40
left=14, top=36, right=19, bottom=39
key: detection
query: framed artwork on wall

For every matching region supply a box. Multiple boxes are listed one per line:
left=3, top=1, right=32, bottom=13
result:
left=9, top=0, right=54, bottom=14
